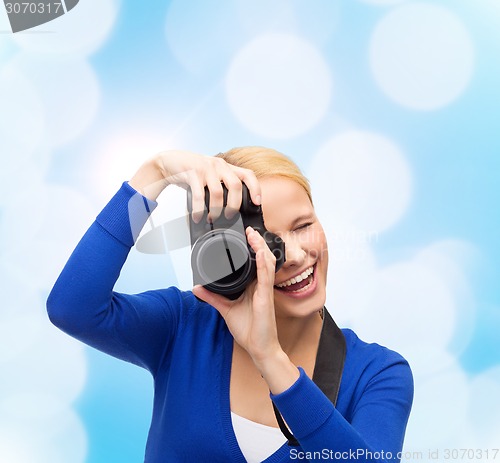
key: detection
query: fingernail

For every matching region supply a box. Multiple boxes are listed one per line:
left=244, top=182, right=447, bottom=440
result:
left=225, top=207, right=237, bottom=220
left=255, top=195, right=261, bottom=205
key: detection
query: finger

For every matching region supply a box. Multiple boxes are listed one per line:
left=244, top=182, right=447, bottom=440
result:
left=246, top=227, right=276, bottom=287
left=246, top=226, right=272, bottom=256
left=205, top=175, right=224, bottom=222
left=187, top=173, right=206, bottom=224
left=231, top=166, right=261, bottom=206
left=247, top=232, right=277, bottom=318
left=193, top=285, right=232, bottom=316
left=220, top=174, right=243, bottom=220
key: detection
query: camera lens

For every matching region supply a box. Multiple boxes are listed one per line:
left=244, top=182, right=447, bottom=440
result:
left=193, top=229, right=254, bottom=296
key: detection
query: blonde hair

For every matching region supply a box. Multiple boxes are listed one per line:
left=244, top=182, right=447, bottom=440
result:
left=216, top=146, right=312, bottom=204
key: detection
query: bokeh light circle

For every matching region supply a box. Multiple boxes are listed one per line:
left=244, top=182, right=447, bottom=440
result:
left=321, top=221, right=378, bottom=326
left=165, top=0, right=340, bottom=73
left=467, top=366, right=500, bottom=443
left=369, top=3, right=474, bottom=110
left=226, top=33, right=332, bottom=139
left=346, top=259, right=456, bottom=352
left=1, top=184, right=97, bottom=290
left=11, top=54, right=100, bottom=147
left=309, top=131, right=412, bottom=233
left=165, top=0, right=241, bottom=73
left=414, top=240, right=478, bottom=355
left=0, top=322, right=87, bottom=403
left=405, top=361, right=469, bottom=449
left=93, top=131, right=182, bottom=202
left=0, top=65, right=45, bottom=207
left=0, top=267, right=45, bottom=363
left=0, top=394, right=87, bottom=463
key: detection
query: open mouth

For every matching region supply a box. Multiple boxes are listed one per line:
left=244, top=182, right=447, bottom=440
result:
left=274, top=263, right=316, bottom=294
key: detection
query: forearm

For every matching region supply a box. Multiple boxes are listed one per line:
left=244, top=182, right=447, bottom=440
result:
left=269, top=360, right=413, bottom=462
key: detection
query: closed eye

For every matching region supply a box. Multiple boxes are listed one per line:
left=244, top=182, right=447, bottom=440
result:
left=294, top=222, right=313, bottom=232
left=289, top=213, right=315, bottom=231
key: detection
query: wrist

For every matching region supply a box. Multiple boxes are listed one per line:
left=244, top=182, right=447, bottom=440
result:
left=152, top=154, right=172, bottom=185
left=129, top=157, right=169, bottom=201
left=254, top=349, right=300, bottom=395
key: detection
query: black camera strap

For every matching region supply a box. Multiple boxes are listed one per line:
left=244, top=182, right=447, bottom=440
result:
left=271, top=307, right=346, bottom=446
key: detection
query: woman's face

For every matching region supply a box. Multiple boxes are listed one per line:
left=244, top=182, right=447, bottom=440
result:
left=259, top=177, right=328, bottom=318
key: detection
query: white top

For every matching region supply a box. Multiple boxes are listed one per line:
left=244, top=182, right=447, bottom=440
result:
left=231, top=412, right=287, bottom=463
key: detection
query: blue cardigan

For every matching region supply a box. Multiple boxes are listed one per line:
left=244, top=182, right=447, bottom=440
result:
left=47, top=182, right=413, bottom=462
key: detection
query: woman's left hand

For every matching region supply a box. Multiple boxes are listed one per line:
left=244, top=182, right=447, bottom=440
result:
left=193, top=226, right=281, bottom=363
left=194, top=226, right=300, bottom=393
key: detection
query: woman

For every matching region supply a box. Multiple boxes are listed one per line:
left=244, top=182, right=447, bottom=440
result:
left=47, top=147, right=413, bottom=462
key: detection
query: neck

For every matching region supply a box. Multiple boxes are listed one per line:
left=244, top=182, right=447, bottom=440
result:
left=275, top=310, right=324, bottom=358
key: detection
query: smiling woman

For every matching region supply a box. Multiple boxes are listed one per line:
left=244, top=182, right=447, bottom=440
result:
left=46, top=147, right=413, bottom=463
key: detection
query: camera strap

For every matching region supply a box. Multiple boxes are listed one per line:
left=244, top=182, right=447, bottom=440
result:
left=271, top=307, right=346, bottom=446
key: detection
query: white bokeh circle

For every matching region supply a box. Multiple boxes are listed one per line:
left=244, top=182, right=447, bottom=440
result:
left=308, top=131, right=412, bottom=233
left=11, top=54, right=100, bottom=147
left=369, top=3, right=474, bottom=110
left=0, top=432, right=36, bottom=463
left=165, top=0, right=241, bottom=73
left=0, top=173, right=47, bottom=247
left=1, top=184, right=97, bottom=290
left=345, top=258, right=456, bottom=352
left=165, top=0, right=340, bottom=73
left=0, top=266, right=45, bottom=363
left=414, top=240, right=478, bottom=355
left=0, top=321, right=87, bottom=403
left=93, top=131, right=184, bottom=202
left=0, top=394, right=87, bottom=463
left=321, top=221, right=378, bottom=326
left=403, top=347, right=456, bottom=381
left=467, top=366, right=500, bottom=444
left=404, top=361, right=469, bottom=450
left=0, top=64, right=45, bottom=207
left=226, top=33, right=332, bottom=139
left=11, top=0, right=119, bottom=56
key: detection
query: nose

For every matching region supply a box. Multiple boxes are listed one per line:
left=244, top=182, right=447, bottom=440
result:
left=281, top=234, right=306, bottom=269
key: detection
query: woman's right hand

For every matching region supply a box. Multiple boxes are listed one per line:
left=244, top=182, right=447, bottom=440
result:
left=128, top=150, right=261, bottom=222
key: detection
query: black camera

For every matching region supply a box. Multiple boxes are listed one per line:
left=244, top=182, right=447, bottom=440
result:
left=187, top=184, right=286, bottom=299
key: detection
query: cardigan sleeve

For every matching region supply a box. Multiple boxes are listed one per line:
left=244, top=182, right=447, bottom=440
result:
left=46, top=182, right=182, bottom=374
left=270, top=351, right=413, bottom=462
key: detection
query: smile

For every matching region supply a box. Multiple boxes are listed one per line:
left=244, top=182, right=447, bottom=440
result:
left=274, top=263, right=317, bottom=297
left=275, top=266, right=314, bottom=288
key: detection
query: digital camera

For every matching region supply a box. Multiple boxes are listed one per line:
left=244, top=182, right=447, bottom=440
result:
left=187, top=184, right=286, bottom=299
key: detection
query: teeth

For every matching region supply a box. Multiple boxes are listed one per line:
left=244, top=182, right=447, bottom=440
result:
left=276, top=266, right=314, bottom=288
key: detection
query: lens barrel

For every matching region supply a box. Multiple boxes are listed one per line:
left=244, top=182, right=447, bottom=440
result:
left=191, top=229, right=255, bottom=299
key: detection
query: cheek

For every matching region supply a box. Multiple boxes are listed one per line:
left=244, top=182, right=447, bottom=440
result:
left=307, top=227, right=328, bottom=263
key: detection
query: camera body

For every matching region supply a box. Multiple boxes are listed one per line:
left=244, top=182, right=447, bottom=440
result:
left=187, top=184, right=285, bottom=299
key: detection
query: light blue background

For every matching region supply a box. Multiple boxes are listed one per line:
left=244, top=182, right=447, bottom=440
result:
left=1, top=1, right=499, bottom=462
